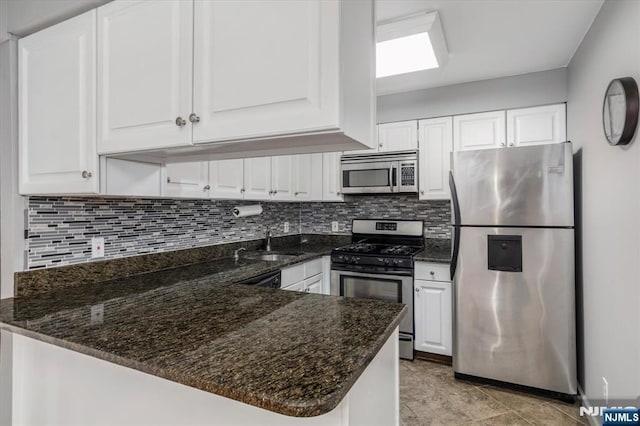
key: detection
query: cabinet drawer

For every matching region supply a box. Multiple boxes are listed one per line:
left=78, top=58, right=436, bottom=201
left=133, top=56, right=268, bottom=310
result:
left=304, top=258, right=323, bottom=278
left=415, top=262, right=450, bottom=282
left=281, top=263, right=305, bottom=287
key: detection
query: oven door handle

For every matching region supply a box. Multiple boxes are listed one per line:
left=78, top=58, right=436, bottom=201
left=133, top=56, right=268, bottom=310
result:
left=330, top=266, right=413, bottom=278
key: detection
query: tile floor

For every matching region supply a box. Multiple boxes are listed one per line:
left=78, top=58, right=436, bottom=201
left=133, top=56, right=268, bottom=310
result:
left=400, top=359, right=589, bottom=425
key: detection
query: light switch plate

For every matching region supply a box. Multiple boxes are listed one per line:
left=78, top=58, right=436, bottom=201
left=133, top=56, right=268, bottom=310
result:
left=331, top=221, right=339, bottom=232
left=90, top=304, right=104, bottom=326
left=91, top=237, right=105, bottom=258
left=284, top=222, right=290, bottom=233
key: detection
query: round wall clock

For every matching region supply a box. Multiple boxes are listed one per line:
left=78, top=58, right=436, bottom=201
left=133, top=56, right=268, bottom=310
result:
left=602, top=77, right=639, bottom=146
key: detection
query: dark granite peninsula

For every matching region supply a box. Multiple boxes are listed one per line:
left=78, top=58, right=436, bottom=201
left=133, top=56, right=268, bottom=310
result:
left=0, top=236, right=404, bottom=425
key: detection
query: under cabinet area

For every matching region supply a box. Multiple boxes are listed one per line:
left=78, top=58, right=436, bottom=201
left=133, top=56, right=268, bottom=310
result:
left=414, top=262, right=452, bottom=356
left=281, top=258, right=326, bottom=294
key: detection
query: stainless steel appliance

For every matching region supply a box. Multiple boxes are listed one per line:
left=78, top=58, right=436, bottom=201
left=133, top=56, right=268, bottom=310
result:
left=450, top=142, right=576, bottom=398
left=330, top=219, right=424, bottom=360
left=237, top=270, right=281, bottom=289
left=340, top=151, right=418, bottom=194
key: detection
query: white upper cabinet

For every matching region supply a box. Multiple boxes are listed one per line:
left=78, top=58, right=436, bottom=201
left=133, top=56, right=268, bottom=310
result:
left=193, top=0, right=336, bottom=143
left=378, top=121, right=418, bottom=153
left=418, top=117, right=453, bottom=200
left=270, top=156, right=295, bottom=201
left=322, top=152, right=343, bottom=202
left=19, top=10, right=98, bottom=195
left=453, top=111, right=506, bottom=151
left=165, top=162, right=209, bottom=198
left=243, top=157, right=272, bottom=201
left=293, top=154, right=323, bottom=201
left=506, top=104, right=567, bottom=147
left=208, top=159, right=245, bottom=199
left=97, top=0, right=193, bottom=154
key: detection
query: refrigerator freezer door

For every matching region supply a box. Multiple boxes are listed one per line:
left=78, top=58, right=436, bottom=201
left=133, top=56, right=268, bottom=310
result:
left=452, top=143, right=574, bottom=227
left=453, top=226, right=576, bottom=395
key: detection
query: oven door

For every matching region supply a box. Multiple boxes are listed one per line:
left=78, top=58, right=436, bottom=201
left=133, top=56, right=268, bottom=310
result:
left=330, top=269, right=413, bottom=335
left=340, top=160, right=397, bottom=194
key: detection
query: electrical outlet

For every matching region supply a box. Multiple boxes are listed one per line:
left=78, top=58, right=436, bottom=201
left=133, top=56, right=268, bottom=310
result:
left=284, top=222, right=290, bottom=233
left=331, top=221, right=339, bottom=232
left=90, top=304, right=104, bottom=326
left=603, top=377, right=609, bottom=403
left=91, top=237, right=105, bottom=258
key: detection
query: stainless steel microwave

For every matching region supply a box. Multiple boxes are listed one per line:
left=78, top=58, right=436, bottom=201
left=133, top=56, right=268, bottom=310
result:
left=340, top=151, right=418, bottom=194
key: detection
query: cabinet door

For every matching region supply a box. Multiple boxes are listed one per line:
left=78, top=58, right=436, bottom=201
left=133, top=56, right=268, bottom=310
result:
left=165, top=162, right=209, bottom=198
left=322, top=152, right=343, bottom=201
left=243, top=157, right=272, bottom=200
left=418, top=117, right=453, bottom=200
left=378, top=121, right=418, bottom=152
left=209, top=159, right=244, bottom=199
left=19, top=10, right=98, bottom=194
left=282, top=281, right=306, bottom=292
left=192, top=0, right=340, bottom=143
left=304, top=274, right=323, bottom=294
left=293, top=154, right=323, bottom=201
left=97, top=0, right=193, bottom=154
left=453, top=111, right=505, bottom=151
left=507, top=104, right=566, bottom=147
left=271, top=156, right=294, bottom=201
left=414, top=279, right=452, bottom=356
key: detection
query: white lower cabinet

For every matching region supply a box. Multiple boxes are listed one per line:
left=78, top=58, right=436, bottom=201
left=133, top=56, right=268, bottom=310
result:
left=414, top=262, right=453, bottom=356
left=281, top=258, right=327, bottom=294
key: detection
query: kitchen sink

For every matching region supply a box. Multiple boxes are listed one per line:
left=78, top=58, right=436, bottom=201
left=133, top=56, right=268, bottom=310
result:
left=243, top=251, right=304, bottom=262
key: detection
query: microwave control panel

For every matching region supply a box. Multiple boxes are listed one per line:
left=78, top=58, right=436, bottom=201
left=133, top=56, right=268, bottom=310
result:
left=400, top=163, right=416, bottom=186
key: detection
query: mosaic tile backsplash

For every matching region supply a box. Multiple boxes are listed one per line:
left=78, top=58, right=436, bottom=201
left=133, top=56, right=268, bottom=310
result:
left=27, top=195, right=451, bottom=269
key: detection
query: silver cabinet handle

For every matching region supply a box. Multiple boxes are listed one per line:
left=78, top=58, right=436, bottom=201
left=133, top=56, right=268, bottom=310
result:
left=336, top=191, right=341, bottom=195
left=81, top=170, right=92, bottom=179
left=305, top=288, right=311, bottom=293
left=499, top=142, right=505, bottom=147
left=167, top=177, right=171, bottom=183
left=204, top=185, right=211, bottom=191
left=415, top=288, right=420, bottom=293
left=294, top=192, right=300, bottom=196
left=240, top=188, right=245, bottom=193
left=268, top=190, right=274, bottom=195
left=379, top=143, right=383, bottom=148
left=189, top=113, right=200, bottom=123
left=430, top=271, right=435, bottom=276
left=508, top=143, right=514, bottom=147
left=420, top=190, right=425, bottom=195
left=273, top=190, right=278, bottom=195
left=175, top=117, right=186, bottom=127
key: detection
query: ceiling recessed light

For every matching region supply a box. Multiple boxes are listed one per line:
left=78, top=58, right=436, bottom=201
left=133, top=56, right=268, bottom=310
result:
left=376, top=32, right=438, bottom=78
left=376, top=11, right=448, bottom=79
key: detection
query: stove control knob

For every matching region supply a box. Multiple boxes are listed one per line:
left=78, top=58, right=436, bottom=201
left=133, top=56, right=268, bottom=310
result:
left=384, top=259, right=390, bottom=265
left=393, top=259, right=399, bottom=265
left=353, top=257, right=359, bottom=264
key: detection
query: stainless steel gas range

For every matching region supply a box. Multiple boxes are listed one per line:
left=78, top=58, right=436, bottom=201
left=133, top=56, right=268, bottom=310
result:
left=330, top=219, right=424, bottom=360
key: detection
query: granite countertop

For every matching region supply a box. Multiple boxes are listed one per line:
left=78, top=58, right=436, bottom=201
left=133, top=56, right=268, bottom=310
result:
left=415, top=238, right=452, bottom=264
left=0, top=237, right=406, bottom=417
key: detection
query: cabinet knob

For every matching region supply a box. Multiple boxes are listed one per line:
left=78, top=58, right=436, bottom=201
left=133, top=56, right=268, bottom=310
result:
left=175, top=117, right=187, bottom=127
left=379, top=143, right=383, bottom=148
left=430, top=271, right=435, bottom=276
left=240, top=188, right=245, bottom=193
left=336, top=191, right=340, bottom=195
left=189, top=113, right=200, bottom=124
left=305, top=288, right=311, bottom=293
left=294, top=192, right=300, bottom=196
left=420, top=190, right=425, bottom=195
left=508, top=143, right=514, bottom=147
left=268, top=190, right=274, bottom=195
left=167, top=177, right=171, bottom=183
left=415, top=288, right=420, bottom=293
left=81, top=170, right=92, bottom=179
left=500, top=142, right=505, bottom=147
left=203, top=185, right=211, bottom=191
left=273, top=190, right=278, bottom=195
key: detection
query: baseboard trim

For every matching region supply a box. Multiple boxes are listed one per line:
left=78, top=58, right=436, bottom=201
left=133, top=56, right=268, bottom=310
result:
left=414, top=351, right=452, bottom=365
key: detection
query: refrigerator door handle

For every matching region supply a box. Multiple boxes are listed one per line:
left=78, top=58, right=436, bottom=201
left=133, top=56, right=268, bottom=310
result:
left=449, top=171, right=461, bottom=280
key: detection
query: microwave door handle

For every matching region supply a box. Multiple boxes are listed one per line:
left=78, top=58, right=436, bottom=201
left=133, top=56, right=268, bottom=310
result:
left=390, top=167, right=397, bottom=191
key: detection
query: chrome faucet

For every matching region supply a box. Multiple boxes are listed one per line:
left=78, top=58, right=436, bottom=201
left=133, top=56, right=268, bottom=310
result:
left=265, top=227, right=272, bottom=252
left=233, top=247, right=246, bottom=261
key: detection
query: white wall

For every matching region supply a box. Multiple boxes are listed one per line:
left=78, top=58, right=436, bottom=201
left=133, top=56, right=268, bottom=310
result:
left=5, top=0, right=110, bottom=37
left=567, top=0, right=640, bottom=402
left=377, top=68, right=567, bottom=123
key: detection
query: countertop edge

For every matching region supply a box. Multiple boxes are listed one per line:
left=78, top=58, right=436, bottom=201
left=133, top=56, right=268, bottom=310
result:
left=0, top=302, right=407, bottom=418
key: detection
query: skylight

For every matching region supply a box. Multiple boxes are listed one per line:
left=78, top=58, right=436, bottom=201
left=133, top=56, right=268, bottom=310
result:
left=376, top=32, right=439, bottom=78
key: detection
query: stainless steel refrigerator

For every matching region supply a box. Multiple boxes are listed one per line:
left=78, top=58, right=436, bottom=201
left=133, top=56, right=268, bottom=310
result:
left=449, top=142, right=576, bottom=398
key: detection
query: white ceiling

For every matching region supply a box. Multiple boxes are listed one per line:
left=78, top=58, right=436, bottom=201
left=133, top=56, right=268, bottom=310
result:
left=376, top=0, right=604, bottom=95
